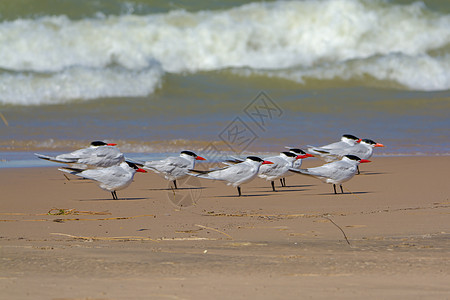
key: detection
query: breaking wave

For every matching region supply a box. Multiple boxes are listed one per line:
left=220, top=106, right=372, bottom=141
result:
left=1, top=0, right=449, bottom=105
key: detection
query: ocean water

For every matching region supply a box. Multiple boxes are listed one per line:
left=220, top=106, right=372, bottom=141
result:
left=0, top=0, right=449, bottom=167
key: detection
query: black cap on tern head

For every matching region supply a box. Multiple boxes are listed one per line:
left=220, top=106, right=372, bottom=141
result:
left=247, top=156, right=264, bottom=162
left=288, top=148, right=306, bottom=154
left=362, top=139, right=376, bottom=145
left=344, top=155, right=362, bottom=161
left=281, top=151, right=297, bottom=158
left=181, top=150, right=197, bottom=157
left=90, top=141, right=108, bottom=146
left=343, top=134, right=360, bottom=141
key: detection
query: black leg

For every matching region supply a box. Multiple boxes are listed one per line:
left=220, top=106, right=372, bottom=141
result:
left=333, top=184, right=337, bottom=194
left=173, top=180, right=178, bottom=189
left=237, top=186, right=241, bottom=197
left=357, top=166, right=360, bottom=175
left=280, top=178, right=284, bottom=187
left=271, top=181, right=276, bottom=192
left=111, top=191, right=118, bottom=200
left=340, top=184, right=344, bottom=193
left=283, top=178, right=286, bottom=187
left=111, top=192, right=115, bottom=200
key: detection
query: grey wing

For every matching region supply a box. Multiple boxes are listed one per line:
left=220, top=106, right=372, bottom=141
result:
left=58, top=167, right=107, bottom=181
left=305, top=146, right=341, bottom=162
left=306, top=161, right=352, bottom=180
left=259, top=158, right=285, bottom=176
left=56, top=148, right=93, bottom=161
left=199, top=164, right=242, bottom=181
left=319, top=141, right=348, bottom=150
left=37, top=148, right=97, bottom=164
left=78, top=147, right=124, bottom=167
left=145, top=157, right=188, bottom=173
left=304, top=162, right=339, bottom=177
left=223, top=163, right=255, bottom=183
left=79, top=167, right=126, bottom=185
left=190, top=166, right=229, bottom=179
left=305, top=146, right=331, bottom=155
left=222, top=156, right=244, bottom=165
left=35, top=153, right=77, bottom=163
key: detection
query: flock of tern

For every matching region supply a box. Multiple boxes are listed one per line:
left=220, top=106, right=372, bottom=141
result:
left=35, top=134, right=384, bottom=199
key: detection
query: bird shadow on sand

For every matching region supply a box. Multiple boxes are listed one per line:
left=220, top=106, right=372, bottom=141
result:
left=77, top=197, right=150, bottom=201
left=255, top=184, right=314, bottom=190
left=284, top=184, right=315, bottom=188
left=214, top=193, right=273, bottom=198
left=146, top=187, right=206, bottom=191
left=317, top=191, right=372, bottom=196
left=271, top=188, right=311, bottom=193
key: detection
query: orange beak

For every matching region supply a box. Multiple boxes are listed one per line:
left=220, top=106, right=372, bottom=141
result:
left=360, top=159, right=371, bottom=163
left=262, top=160, right=274, bottom=165
left=305, top=153, right=314, bottom=158
left=296, top=155, right=308, bottom=159
left=196, top=156, right=206, bottom=161
left=375, top=143, right=384, bottom=147
left=136, top=168, right=147, bottom=173
left=107, top=143, right=117, bottom=146
left=357, top=139, right=362, bottom=143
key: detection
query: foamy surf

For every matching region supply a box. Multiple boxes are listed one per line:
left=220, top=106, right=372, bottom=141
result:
left=1, top=0, right=449, bottom=105
left=0, top=65, right=163, bottom=105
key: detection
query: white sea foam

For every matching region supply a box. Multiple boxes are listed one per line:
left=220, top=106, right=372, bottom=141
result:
left=0, top=66, right=163, bottom=105
left=0, top=0, right=449, bottom=105
left=248, top=53, right=450, bottom=91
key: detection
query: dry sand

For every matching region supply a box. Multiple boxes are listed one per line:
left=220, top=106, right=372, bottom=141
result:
left=0, top=156, right=449, bottom=299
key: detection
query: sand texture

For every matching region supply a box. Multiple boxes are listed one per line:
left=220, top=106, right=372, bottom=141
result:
left=1, top=156, right=449, bottom=299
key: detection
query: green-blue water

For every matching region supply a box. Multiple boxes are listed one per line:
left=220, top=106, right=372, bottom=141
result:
left=0, top=0, right=449, bottom=162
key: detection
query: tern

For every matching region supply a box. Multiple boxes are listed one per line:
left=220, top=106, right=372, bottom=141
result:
left=258, top=152, right=305, bottom=192
left=308, top=138, right=384, bottom=174
left=59, top=161, right=147, bottom=200
left=306, top=134, right=361, bottom=162
left=189, top=156, right=273, bottom=196
left=289, top=155, right=371, bottom=194
left=344, top=139, right=384, bottom=174
left=345, top=139, right=384, bottom=160
left=135, top=151, right=206, bottom=189
left=35, top=141, right=124, bottom=168
left=281, top=148, right=314, bottom=187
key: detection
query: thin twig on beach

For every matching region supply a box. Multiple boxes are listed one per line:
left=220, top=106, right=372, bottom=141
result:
left=322, top=215, right=351, bottom=245
left=195, top=224, right=233, bottom=240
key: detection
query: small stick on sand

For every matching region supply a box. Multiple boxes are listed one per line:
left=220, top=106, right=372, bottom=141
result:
left=322, top=215, right=351, bottom=246
left=195, top=224, right=233, bottom=240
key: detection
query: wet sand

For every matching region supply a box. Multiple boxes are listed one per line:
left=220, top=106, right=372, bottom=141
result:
left=1, top=156, right=449, bottom=299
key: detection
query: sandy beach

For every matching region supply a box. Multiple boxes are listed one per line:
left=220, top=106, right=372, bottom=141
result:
left=1, top=156, right=449, bottom=299
left=1, top=1, right=449, bottom=299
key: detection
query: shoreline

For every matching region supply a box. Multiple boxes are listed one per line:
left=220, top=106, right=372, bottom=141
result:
left=1, top=156, right=449, bottom=299
left=1, top=151, right=449, bottom=169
